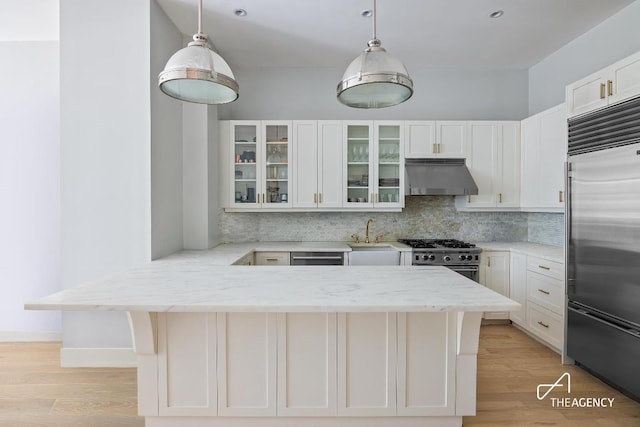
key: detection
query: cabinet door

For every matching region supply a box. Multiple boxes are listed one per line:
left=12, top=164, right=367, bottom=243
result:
left=466, top=122, right=498, bottom=208
left=480, top=251, right=510, bottom=320
left=318, top=121, right=343, bottom=208
left=566, top=70, right=608, bottom=118
left=230, top=121, right=261, bottom=208
left=520, top=114, right=540, bottom=208
left=497, top=122, right=521, bottom=208
left=609, top=50, right=640, bottom=107
left=262, top=121, right=292, bottom=209
left=292, top=121, right=318, bottom=208
left=397, top=312, right=456, bottom=416
left=374, top=121, right=404, bottom=207
left=344, top=122, right=374, bottom=207
left=436, top=121, right=467, bottom=157
left=405, top=121, right=437, bottom=158
left=509, top=252, right=527, bottom=326
left=537, top=105, right=566, bottom=209
left=158, top=313, right=217, bottom=416
left=217, top=313, right=277, bottom=416
left=337, top=312, right=396, bottom=416
left=277, top=313, right=337, bottom=416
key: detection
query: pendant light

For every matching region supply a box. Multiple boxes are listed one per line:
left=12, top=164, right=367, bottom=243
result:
left=337, top=0, right=413, bottom=108
left=158, top=0, right=239, bottom=104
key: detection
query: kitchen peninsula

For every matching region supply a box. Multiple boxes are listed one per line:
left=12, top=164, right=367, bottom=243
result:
left=26, top=245, right=519, bottom=427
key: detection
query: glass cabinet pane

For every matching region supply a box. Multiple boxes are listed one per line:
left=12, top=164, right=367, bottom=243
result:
left=233, top=124, right=258, bottom=204
left=346, top=125, right=371, bottom=203
left=264, top=124, right=289, bottom=205
left=377, top=125, right=401, bottom=204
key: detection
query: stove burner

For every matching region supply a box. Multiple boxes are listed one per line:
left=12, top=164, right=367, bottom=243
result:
left=398, top=239, right=476, bottom=249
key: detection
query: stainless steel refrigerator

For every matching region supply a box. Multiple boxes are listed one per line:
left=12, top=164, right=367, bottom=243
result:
left=566, top=96, right=640, bottom=400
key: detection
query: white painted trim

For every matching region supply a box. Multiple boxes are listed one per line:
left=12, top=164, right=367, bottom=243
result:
left=146, top=416, right=463, bottom=427
left=0, top=331, right=62, bottom=342
left=60, top=347, right=137, bottom=368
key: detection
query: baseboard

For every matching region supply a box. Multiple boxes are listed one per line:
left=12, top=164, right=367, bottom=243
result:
left=60, top=347, right=137, bottom=368
left=0, top=330, right=62, bottom=342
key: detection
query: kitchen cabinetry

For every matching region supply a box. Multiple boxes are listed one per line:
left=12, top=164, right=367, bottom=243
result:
left=254, top=251, right=290, bottom=266
left=520, top=103, right=566, bottom=212
left=509, top=253, right=527, bottom=326
left=227, top=121, right=292, bottom=209
left=458, top=121, right=520, bottom=210
left=404, top=121, right=467, bottom=158
left=566, top=50, right=640, bottom=118
left=292, top=121, right=343, bottom=209
left=479, top=251, right=510, bottom=320
left=343, top=121, right=404, bottom=209
left=231, top=252, right=254, bottom=266
left=525, top=257, right=564, bottom=351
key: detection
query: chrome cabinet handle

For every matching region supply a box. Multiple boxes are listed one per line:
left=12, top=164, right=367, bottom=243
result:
left=607, top=79, right=613, bottom=97
left=537, top=321, right=550, bottom=329
left=319, top=193, right=322, bottom=204
left=559, top=190, right=564, bottom=203
left=498, top=193, right=503, bottom=203
left=600, top=83, right=606, bottom=99
left=538, top=289, right=550, bottom=295
left=314, top=193, right=317, bottom=204
left=538, top=265, right=551, bottom=270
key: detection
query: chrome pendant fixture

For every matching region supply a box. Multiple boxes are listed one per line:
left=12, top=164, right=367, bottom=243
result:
left=159, top=0, right=239, bottom=104
left=337, top=0, right=413, bottom=108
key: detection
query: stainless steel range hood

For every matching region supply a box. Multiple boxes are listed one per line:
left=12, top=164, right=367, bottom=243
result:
left=405, top=158, right=478, bottom=196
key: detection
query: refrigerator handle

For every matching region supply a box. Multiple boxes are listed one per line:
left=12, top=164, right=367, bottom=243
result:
left=565, top=160, right=574, bottom=291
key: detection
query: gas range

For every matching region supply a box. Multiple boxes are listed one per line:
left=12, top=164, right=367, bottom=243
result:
left=397, top=239, right=482, bottom=267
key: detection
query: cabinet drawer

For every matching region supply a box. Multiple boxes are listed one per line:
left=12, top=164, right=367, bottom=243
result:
left=526, top=271, right=564, bottom=315
left=255, top=251, right=290, bottom=266
left=526, top=302, right=563, bottom=351
left=526, top=256, right=564, bottom=280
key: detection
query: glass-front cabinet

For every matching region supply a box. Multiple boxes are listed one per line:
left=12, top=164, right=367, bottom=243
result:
left=229, top=121, right=292, bottom=209
left=344, top=121, right=404, bottom=209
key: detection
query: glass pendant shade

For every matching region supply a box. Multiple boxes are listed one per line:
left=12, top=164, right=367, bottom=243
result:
left=158, top=0, right=239, bottom=105
left=337, top=40, right=413, bottom=108
left=159, top=35, right=239, bottom=104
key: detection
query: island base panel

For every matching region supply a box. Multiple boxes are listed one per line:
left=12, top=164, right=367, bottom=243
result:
left=145, top=416, right=463, bottom=427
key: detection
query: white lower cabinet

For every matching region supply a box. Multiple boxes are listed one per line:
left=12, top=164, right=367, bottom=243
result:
left=254, top=251, right=290, bottom=266
left=158, top=311, right=462, bottom=419
left=396, top=312, right=456, bottom=416
left=277, top=313, right=337, bottom=416
left=158, top=313, right=218, bottom=416
left=479, top=251, right=510, bottom=320
left=508, top=253, right=527, bottom=326
left=508, top=253, right=565, bottom=352
left=217, top=312, right=277, bottom=416
left=337, top=312, right=397, bottom=415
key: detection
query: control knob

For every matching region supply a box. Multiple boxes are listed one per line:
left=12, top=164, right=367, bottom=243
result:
left=458, top=255, right=466, bottom=261
left=443, top=255, right=452, bottom=262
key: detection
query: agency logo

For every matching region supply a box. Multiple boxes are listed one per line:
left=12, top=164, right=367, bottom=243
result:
left=537, top=372, right=615, bottom=408
left=537, top=372, right=571, bottom=400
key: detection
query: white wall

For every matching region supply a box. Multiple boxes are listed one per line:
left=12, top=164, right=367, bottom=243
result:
left=60, top=0, right=152, bottom=350
left=528, top=0, right=640, bottom=114
left=151, top=0, right=185, bottom=259
left=219, top=66, right=528, bottom=120
left=0, top=1, right=61, bottom=340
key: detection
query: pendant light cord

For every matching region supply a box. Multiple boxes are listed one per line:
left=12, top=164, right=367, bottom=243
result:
left=372, top=0, right=377, bottom=40
left=197, top=0, right=203, bottom=35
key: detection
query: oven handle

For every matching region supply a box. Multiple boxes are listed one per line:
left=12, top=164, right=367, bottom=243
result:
left=446, top=266, right=479, bottom=272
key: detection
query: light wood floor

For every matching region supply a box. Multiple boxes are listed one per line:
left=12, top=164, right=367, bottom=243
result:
left=0, top=325, right=638, bottom=426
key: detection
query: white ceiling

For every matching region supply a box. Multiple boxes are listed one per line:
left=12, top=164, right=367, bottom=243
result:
left=155, top=0, right=635, bottom=70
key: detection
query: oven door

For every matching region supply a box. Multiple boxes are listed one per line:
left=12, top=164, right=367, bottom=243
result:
left=447, top=265, right=480, bottom=283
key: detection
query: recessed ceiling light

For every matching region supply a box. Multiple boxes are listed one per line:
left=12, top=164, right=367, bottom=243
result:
left=234, top=9, right=247, bottom=17
left=361, top=9, right=373, bottom=18
left=489, top=10, right=504, bottom=18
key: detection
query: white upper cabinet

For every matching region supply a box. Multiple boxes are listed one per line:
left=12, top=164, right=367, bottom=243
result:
left=292, top=121, right=343, bottom=209
left=520, top=104, right=567, bottom=212
left=405, top=121, right=467, bottom=158
left=567, top=50, right=640, bottom=118
left=457, top=121, right=520, bottom=210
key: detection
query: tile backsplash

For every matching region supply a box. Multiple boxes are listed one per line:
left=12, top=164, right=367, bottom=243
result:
left=219, top=196, right=544, bottom=244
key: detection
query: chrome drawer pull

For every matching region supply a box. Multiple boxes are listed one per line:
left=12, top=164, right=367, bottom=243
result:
left=538, top=265, right=551, bottom=270
left=538, top=289, right=550, bottom=295
left=265, top=258, right=279, bottom=262
left=537, top=321, right=550, bottom=329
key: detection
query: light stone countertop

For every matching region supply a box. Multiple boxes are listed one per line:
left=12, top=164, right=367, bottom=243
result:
left=26, top=241, right=517, bottom=314
left=475, top=242, right=564, bottom=263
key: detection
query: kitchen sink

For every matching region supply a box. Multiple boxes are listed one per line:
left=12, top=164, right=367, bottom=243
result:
left=348, top=244, right=400, bottom=266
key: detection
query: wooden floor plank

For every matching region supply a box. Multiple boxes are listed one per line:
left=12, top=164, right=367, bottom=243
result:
left=1, top=325, right=638, bottom=426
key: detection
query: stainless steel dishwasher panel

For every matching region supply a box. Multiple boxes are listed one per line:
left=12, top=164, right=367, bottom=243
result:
left=290, top=252, right=345, bottom=266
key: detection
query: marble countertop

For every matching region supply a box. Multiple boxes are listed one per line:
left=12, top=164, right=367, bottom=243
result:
left=26, top=263, right=518, bottom=313
left=475, top=242, right=564, bottom=263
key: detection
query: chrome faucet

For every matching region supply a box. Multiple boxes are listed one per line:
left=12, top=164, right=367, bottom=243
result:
left=365, top=218, right=374, bottom=244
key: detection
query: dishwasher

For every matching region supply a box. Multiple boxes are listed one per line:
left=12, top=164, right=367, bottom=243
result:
left=290, top=252, right=345, bottom=266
